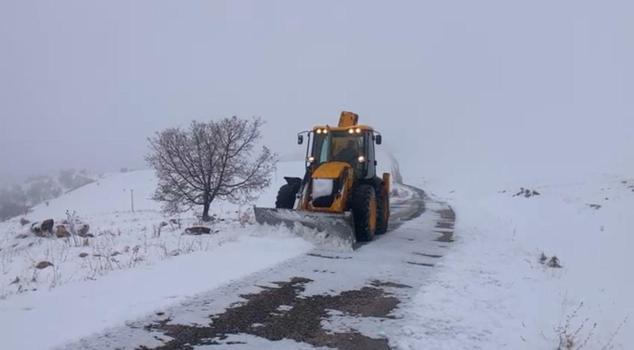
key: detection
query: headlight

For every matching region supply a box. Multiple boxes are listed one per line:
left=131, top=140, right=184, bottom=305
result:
left=355, top=128, right=362, bottom=133
left=307, top=156, right=315, bottom=163
left=316, top=129, right=322, bottom=134
left=358, top=155, right=366, bottom=163
left=348, top=129, right=355, bottom=134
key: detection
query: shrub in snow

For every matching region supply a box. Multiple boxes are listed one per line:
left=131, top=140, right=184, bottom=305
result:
left=146, top=117, right=277, bottom=221
left=547, top=256, right=562, bottom=268
left=513, top=187, right=541, bottom=198
left=65, top=210, right=92, bottom=246
left=77, top=223, right=91, bottom=237
left=539, top=252, right=563, bottom=268
left=553, top=302, right=627, bottom=350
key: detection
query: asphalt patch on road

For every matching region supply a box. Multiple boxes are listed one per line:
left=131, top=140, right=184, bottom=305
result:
left=140, top=277, right=399, bottom=350
left=370, top=280, right=412, bottom=289
left=435, top=221, right=454, bottom=230
left=435, top=207, right=456, bottom=221
left=412, top=252, right=443, bottom=258
left=434, top=230, right=455, bottom=242
left=307, top=253, right=352, bottom=260
left=387, top=185, right=427, bottom=232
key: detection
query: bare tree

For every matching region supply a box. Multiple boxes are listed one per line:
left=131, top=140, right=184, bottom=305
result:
left=147, top=117, right=277, bottom=221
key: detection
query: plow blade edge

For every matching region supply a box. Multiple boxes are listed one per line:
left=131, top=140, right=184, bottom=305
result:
left=253, top=207, right=356, bottom=248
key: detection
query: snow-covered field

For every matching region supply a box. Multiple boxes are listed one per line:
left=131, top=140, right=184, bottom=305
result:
left=0, top=161, right=314, bottom=350
left=397, top=171, right=633, bottom=349
left=1, top=152, right=631, bottom=350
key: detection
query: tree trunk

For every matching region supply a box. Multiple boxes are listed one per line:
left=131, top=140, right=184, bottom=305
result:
left=201, top=189, right=212, bottom=222
left=202, top=202, right=211, bottom=222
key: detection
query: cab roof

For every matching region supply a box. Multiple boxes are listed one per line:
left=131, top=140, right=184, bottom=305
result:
left=312, top=111, right=375, bottom=132
left=312, top=125, right=375, bottom=132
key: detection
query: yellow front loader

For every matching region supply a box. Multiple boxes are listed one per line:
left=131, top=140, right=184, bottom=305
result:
left=254, top=111, right=390, bottom=249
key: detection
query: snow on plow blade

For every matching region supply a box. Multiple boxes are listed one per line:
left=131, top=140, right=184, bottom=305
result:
left=253, top=207, right=356, bottom=249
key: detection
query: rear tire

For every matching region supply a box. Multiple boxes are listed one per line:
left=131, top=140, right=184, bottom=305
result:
left=376, top=185, right=390, bottom=235
left=275, top=183, right=300, bottom=209
left=352, top=184, right=377, bottom=242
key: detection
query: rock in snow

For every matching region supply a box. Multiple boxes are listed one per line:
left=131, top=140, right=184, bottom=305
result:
left=35, top=261, right=54, bottom=269
left=184, top=226, right=212, bottom=235
left=55, top=225, right=70, bottom=238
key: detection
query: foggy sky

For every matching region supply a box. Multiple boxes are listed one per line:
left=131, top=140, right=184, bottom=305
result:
left=1, top=0, right=632, bottom=186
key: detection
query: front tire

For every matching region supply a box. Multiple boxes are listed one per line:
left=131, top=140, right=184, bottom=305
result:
left=275, top=183, right=300, bottom=209
left=376, top=185, right=390, bottom=235
left=352, top=184, right=377, bottom=242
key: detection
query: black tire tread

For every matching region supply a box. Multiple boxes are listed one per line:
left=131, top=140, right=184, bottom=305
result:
left=376, top=184, right=390, bottom=235
left=275, top=183, right=300, bottom=209
left=352, top=184, right=376, bottom=242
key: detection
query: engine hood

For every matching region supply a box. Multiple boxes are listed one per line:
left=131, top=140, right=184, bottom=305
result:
left=311, top=162, right=352, bottom=179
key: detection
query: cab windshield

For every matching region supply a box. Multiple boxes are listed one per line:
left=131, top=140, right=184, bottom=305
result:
left=311, top=131, right=364, bottom=165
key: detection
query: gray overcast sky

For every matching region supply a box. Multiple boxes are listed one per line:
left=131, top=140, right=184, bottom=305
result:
left=0, top=0, right=632, bottom=185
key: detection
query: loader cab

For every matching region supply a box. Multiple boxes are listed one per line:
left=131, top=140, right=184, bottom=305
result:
left=300, top=126, right=381, bottom=180
left=268, top=111, right=391, bottom=243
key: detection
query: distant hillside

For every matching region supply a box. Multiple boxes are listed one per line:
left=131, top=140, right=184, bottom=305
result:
left=0, top=169, right=98, bottom=221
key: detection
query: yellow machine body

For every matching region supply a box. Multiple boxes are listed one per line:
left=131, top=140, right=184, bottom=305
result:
left=295, top=161, right=354, bottom=213
left=312, top=111, right=374, bottom=134
left=254, top=111, right=391, bottom=249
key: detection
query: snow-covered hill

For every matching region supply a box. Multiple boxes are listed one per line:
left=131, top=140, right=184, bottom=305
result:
left=0, top=155, right=402, bottom=350
left=0, top=170, right=98, bottom=221
left=0, top=161, right=312, bottom=350
left=0, top=161, right=313, bottom=296
left=4, top=152, right=630, bottom=350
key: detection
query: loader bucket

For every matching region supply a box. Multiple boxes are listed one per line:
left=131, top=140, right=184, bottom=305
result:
left=253, top=207, right=356, bottom=249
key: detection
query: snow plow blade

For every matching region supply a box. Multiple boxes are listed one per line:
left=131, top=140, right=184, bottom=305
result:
left=253, top=207, right=356, bottom=249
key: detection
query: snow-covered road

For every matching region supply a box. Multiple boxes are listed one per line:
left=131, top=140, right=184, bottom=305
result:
left=64, top=185, right=455, bottom=350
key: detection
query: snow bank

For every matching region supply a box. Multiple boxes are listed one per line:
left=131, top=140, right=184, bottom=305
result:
left=397, top=173, right=634, bottom=349
left=0, top=232, right=311, bottom=350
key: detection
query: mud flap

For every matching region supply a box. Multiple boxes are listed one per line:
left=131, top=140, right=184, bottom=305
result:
left=253, top=207, right=356, bottom=248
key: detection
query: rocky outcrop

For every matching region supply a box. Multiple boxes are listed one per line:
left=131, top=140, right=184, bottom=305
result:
left=55, top=225, right=70, bottom=238
left=31, top=220, right=55, bottom=237
left=41, top=219, right=54, bottom=233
